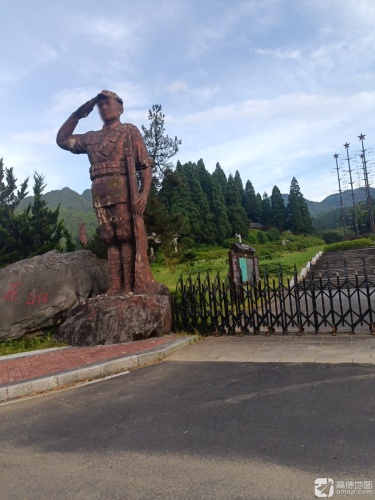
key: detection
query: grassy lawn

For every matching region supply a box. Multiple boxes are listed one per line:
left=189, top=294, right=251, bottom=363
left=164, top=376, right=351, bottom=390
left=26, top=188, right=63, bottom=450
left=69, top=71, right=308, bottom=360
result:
left=152, top=245, right=323, bottom=289
left=0, top=333, right=65, bottom=357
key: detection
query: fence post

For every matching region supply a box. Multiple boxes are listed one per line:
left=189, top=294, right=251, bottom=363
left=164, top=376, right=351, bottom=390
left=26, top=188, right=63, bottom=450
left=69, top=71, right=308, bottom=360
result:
left=363, top=258, right=375, bottom=334
left=344, top=259, right=355, bottom=332
left=293, top=264, right=303, bottom=335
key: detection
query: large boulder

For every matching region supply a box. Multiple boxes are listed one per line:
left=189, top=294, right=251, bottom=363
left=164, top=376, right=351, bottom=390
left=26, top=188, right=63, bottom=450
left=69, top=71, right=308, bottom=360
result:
left=56, top=289, right=172, bottom=346
left=0, top=250, right=108, bottom=341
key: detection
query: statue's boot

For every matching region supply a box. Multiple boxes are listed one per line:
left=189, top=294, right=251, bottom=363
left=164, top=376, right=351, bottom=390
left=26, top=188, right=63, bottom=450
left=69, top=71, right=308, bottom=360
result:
left=107, top=245, right=122, bottom=296
left=121, top=242, right=135, bottom=294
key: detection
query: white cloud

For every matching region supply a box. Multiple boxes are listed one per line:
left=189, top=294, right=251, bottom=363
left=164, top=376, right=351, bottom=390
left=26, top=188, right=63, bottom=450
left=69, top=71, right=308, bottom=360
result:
left=0, top=42, right=58, bottom=84
left=9, top=131, right=55, bottom=146
left=72, top=16, right=139, bottom=45
left=253, top=48, right=301, bottom=59
left=172, top=91, right=375, bottom=199
left=3, top=0, right=375, bottom=205
left=167, top=80, right=188, bottom=93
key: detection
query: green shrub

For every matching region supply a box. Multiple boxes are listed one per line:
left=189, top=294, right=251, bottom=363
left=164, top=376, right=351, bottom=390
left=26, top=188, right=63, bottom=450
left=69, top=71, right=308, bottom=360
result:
left=246, top=230, right=258, bottom=245
left=196, top=248, right=228, bottom=260
left=324, top=238, right=374, bottom=253
left=257, top=231, right=268, bottom=244
left=282, top=233, right=324, bottom=250
left=254, top=243, right=283, bottom=260
left=266, top=228, right=281, bottom=242
left=223, top=237, right=239, bottom=247
left=181, top=248, right=197, bottom=262
left=321, top=229, right=344, bottom=244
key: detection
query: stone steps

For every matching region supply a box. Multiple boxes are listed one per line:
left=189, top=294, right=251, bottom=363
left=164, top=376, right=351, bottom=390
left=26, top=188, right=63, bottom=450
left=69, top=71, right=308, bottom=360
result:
left=306, top=247, right=375, bottom=287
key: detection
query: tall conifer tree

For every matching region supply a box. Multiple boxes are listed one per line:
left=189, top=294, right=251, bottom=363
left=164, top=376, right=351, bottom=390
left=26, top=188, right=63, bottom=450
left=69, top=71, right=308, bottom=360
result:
left=287, top=177, right=312, bottom=233
left=243, top=180, right=261, bottom=222
left=261, top=192, right=272, bottom=225
left=234, top=170, right=244, bottom=198
left=225, top=174, right=249, bottom=236
left=270, top=185, right=287, bottom=230
left=212, top=162, right=227, bottom=195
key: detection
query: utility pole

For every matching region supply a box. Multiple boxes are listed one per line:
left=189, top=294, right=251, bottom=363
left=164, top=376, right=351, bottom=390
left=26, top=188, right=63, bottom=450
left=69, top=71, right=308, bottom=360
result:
left=333, top=153, right=346, bottom=238
left=358, top=133, right=375, bottom=233
left=343, top=143, right=360, bottom=238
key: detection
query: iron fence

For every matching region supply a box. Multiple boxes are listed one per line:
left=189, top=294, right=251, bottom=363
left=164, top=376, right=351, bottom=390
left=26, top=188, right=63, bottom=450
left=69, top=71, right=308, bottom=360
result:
left=173, top=261, right=375, bottom=335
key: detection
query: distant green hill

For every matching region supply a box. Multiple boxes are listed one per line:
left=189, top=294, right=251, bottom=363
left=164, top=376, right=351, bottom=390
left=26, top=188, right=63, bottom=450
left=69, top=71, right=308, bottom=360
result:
left=17, top=185, right=375, bottom=242
left=282, top=187, right=375, bottom=218
left=18, top=187, right=97, bottom=243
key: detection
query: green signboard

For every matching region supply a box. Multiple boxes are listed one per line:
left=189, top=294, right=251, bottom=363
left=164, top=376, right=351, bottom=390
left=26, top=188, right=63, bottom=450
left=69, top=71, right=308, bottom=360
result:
left=239, top=257, right=248, bottom=282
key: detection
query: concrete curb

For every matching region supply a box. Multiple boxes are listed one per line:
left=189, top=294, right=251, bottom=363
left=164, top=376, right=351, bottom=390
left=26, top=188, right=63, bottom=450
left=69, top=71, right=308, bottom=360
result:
left=0, top=336, right=198, bottom=403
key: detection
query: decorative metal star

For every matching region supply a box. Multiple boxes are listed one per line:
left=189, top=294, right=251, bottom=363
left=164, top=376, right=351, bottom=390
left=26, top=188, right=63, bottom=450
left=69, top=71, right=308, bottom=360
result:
left=333, top=153, right=339, bottom=159
left=343, top=142, right=350, bottom=149
left=358, top=133, right=366, bottom=141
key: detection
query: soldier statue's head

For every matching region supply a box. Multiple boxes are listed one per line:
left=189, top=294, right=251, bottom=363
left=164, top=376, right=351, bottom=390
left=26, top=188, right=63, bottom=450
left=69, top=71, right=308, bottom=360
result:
left=96, top=90, right=124, bottom=123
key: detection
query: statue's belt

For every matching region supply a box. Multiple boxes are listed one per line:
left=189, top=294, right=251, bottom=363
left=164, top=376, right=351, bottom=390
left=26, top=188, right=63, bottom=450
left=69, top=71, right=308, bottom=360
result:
left=90, top=161, right=128, bottom=179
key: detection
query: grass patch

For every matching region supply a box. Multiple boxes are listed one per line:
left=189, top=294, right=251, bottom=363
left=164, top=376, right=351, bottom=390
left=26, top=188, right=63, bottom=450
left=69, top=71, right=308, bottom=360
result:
left=152, top=245, right=323, bottom=289
left=0, top=332, right=65, bottom=356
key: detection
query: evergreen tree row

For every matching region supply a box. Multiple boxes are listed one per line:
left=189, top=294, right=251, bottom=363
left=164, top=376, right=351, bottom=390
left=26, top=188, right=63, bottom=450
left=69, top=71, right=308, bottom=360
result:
left=146, top=159, right=313, bottom=248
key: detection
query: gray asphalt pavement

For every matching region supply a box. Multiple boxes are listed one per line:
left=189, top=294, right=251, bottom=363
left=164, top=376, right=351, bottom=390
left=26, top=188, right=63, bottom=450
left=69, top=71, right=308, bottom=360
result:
left=1, top=360, right=374, bottom=499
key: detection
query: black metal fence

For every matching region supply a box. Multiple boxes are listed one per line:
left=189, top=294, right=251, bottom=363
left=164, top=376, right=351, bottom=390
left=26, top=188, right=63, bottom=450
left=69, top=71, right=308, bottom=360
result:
left=173, top=262, right=375, bottom=335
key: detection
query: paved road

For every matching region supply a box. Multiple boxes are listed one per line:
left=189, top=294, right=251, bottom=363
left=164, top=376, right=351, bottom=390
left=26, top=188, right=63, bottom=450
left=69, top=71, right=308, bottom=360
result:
left=1, top=359, right=374, bottom=499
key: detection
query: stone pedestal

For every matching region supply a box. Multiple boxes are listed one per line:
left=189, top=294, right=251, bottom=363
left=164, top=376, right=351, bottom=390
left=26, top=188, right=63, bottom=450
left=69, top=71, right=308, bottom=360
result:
left=56, top=288, right=172, bottom=346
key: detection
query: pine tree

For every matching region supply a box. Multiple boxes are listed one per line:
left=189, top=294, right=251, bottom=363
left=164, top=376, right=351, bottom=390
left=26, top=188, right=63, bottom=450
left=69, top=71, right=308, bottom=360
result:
left=21, top=173, right=75, bottom=256
left=212, top=162, right=227, bottom=195
left=256, top=193, right=263, bottom=222
left=287, top=177, right=312, bottom=233
left=196, top=158, right=212, bottom=197
left=0, top=159, right=29, bottom=266
left=196, top=159, right=231, bottom=243
left=234, top=170, right=244, bottom=198
left=225, top=174, right=249, bottom=236
left=261, top=192, right=272, bottom=225
left=0, top=163, right=74, bottom=267
left=242, top=180, right=262, bottom=222
left=141, top=104, right=181, bottom=183
left=270, top=185, right=287, bottom=230
left=0, top=158, right=28, bottom=210
left=184, top=162, right=215, bottom=244
left=158, top=162, right=192, bottom=246
left=210, top=177, right=232, bottom=244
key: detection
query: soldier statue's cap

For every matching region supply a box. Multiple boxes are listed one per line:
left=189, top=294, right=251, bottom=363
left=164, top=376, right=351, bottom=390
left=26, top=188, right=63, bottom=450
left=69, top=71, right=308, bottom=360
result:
left=96, top=90, right=123, bottom=105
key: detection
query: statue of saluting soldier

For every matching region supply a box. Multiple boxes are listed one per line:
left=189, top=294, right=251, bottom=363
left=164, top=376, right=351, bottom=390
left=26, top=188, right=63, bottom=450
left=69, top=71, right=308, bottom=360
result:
left=57, top=91, right=155, bottom=296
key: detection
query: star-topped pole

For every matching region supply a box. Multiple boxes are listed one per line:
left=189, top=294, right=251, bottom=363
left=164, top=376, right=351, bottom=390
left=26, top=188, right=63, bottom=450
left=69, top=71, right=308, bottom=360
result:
left=358, top=132, right=374, bottom=233
left=343, top=142, right=359, bottom=238
left=332, top=152, right=346, bottom=235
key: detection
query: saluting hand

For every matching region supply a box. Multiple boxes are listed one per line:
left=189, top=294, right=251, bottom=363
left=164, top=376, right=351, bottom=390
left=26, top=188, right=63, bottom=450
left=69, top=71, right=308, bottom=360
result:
left=74, top=97, right=97, bottom=119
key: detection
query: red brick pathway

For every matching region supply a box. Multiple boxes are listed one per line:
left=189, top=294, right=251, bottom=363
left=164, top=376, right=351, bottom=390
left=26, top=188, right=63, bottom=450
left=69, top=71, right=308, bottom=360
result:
left=0, top=336, right=178, bottom=386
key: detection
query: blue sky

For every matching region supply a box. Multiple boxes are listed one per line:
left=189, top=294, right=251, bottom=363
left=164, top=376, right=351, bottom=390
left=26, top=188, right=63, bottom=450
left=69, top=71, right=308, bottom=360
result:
left=1, top=0, right=375, bottom=201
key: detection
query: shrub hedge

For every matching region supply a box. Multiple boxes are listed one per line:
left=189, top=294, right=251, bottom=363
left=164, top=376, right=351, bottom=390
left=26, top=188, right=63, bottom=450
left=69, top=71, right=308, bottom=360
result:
left=324, top=238, right=374, bottom=253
